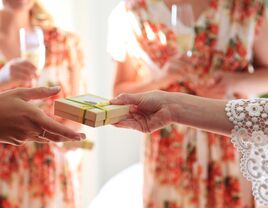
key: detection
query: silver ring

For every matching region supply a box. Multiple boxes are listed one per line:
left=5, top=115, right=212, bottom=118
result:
left=40, top=130, right=46, bottom=138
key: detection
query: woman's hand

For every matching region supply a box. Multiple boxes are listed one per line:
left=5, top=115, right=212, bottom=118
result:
left=111, top=90, right=233, bottom=135
left=111, top=91, right=177, bottom=133
left=0, top=87, right=86, bottom=145
left=194, top=72, right=247, bottom=99
left=162, top=54, right=193, bottom=75
left=160, top=54, right=197, bottom=84
left=113, top=54, right=195, bottom=95
left=0, top=59, right=37, bottom=89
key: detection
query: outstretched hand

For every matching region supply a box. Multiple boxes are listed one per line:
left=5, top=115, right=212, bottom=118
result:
left=110, top=91, right=178, bottom=133
left=0, top=87, right=86, bottom=145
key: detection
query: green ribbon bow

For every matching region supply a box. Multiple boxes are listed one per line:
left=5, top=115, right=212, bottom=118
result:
left=66, top=98, right=110, bottom=125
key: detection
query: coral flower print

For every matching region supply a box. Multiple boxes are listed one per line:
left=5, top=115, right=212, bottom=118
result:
left=0, top=28, right=84, bottom=208
left=107, top=0, right=266, bottom=208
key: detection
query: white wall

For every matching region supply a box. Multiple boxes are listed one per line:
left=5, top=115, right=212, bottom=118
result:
left=41, top=0, right=143, bottom=207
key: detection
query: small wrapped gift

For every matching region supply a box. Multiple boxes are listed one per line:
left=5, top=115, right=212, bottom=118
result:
left=54, top=94, right=129, bottom=127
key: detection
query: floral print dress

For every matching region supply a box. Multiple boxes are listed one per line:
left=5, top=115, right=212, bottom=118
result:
left=108, top=0, right=265, bottom=208
left=0, top=28, right=84, bottom=208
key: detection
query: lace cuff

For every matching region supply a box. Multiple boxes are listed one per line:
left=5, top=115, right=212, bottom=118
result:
left=226, top=99, right=268, bottom=205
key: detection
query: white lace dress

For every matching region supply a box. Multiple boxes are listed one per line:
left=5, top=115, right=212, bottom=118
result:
left=226, top=99, right=268, bottom=206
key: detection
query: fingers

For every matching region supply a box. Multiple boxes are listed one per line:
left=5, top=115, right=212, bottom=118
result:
left=166, top=61, right=189, bottom=75
left=14, top=65, right=37, bottom=79
left=0, top=137, right=26, bottom=146
left=180, top=54, right=198, bottom=64
left=110, top=93, right=141, bottom=105
left=42, top=131, right=74, bottom=142
left=28, top=136, right=50, bottom=143
left=37, top=114, right=86, bottom=141
left=10, top=59, right=37, bottom=77
left=205, top=72, right=223, bottom=86
left=10, top=138, right=26, bottom=146
left=12, top=59, right=37, bottom=71
left=12, top=70, right=34, bottom=83
left=16, top=86, right=61, bottom=101
left=114, top=119, right=142, bottom=132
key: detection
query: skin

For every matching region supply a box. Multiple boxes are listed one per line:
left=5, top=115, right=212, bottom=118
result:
left=0, top=0, right=81, bottom=95
left=111, top=91, right=233, bottom=135
left=111, top=0, right=261, bottom=204
left=0, top=86, right=86, bottom=145
left=0, top=0, right=37, bottom=90
left=0, top=0, right=82, bottom=130
left=113, top=0, right=268, bottom=99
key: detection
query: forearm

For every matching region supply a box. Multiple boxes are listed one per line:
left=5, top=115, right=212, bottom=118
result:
left=0, top=81, right=13, bottom=91
left=170, top=93, right=233, bottom=135
left=113, top=60, right=177, bottom=96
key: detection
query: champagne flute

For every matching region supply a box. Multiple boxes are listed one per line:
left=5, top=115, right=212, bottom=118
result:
left=19, top=27, right=46, bottom=86
left=171, top=3, right=195, bottom=57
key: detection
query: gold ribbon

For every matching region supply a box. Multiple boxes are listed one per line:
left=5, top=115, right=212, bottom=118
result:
left=66, top=98, right=110, bottom=125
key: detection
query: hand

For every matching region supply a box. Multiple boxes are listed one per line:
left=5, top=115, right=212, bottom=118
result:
left=162, top=54, right=193, bottom=76
left=194, top=72, right=245, bottom=99
left=0, top=59, right=37, bottom=88
left=148, top=55, right=194, bottom=89
left=163, top=55, right=197, bottom=81
left=0, top=87, right=86, bottom=145
left=111, top=91, right=233, bottom=136
left=110, top=91, right=177, bottom=133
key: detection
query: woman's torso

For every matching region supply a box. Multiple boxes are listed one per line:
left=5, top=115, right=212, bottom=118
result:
left=108, top=1, right=265, bottom=207
left=111, top=0, right=264, bottom=94
left=0, top=27, right=83, bottom=207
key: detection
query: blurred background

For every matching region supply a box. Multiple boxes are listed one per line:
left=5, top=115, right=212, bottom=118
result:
left=38, top=0, right=143, bottom=207
left=1, top=1, right=268, bottom=208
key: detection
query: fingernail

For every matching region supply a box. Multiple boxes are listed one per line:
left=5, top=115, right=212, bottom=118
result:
left=110, top=98, right=117, bottom=104
left=75, top=133, right=86, bottom=140
left=49, top=86, right=61, bottom=93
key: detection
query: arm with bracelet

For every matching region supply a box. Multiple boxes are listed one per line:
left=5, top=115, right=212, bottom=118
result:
left=111, top=91, right=268, bottom=205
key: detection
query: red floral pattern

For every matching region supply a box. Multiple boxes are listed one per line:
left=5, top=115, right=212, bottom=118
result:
left=0, top=28, right=84, bottom=208
left=109, top=0, right=265, bottom=207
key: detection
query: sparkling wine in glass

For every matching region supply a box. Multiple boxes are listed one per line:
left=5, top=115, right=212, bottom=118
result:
left=19, top=27, right=46, bottom=85
left=171, top=3, right=195, bottom=57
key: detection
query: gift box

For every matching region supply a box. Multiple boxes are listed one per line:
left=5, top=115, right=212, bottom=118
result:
left=54, top=94, right=129, bottom=127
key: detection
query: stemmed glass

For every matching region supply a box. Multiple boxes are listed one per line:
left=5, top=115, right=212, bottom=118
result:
left=19, top=27, right=46, bottom=86
left=135, top=3, right=195, bottom=79
left=170, top=3, right=195, bottom=57
left=162, top=3, right=197, bottom=83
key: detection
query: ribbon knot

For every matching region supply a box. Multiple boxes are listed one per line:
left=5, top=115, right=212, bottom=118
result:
left=66, top=98, right=110, bottom=125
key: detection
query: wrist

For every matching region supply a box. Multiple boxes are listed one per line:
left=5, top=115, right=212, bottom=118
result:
left=163, top=92, right=186, bottom=124
left=165, top=92, right=216, bottom=125
left=167, top=92, right=232, bottom=134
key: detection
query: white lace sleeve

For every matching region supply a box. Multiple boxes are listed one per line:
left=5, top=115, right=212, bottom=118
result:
left=226, top=98, right=268, bottom=205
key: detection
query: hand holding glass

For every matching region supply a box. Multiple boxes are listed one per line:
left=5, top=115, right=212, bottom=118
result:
left=19, top=27, right=46, bottom=86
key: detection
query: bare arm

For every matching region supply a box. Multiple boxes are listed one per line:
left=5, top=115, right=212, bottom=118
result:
left=111, top=91, right=233, bottom=135
left=171, top=93, right=232, bottom=135
left=111, top=92, right=268, bottom=207
left=114, top=61, right=159, bottom=95
left=113, top=58, right=181, bottom=96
